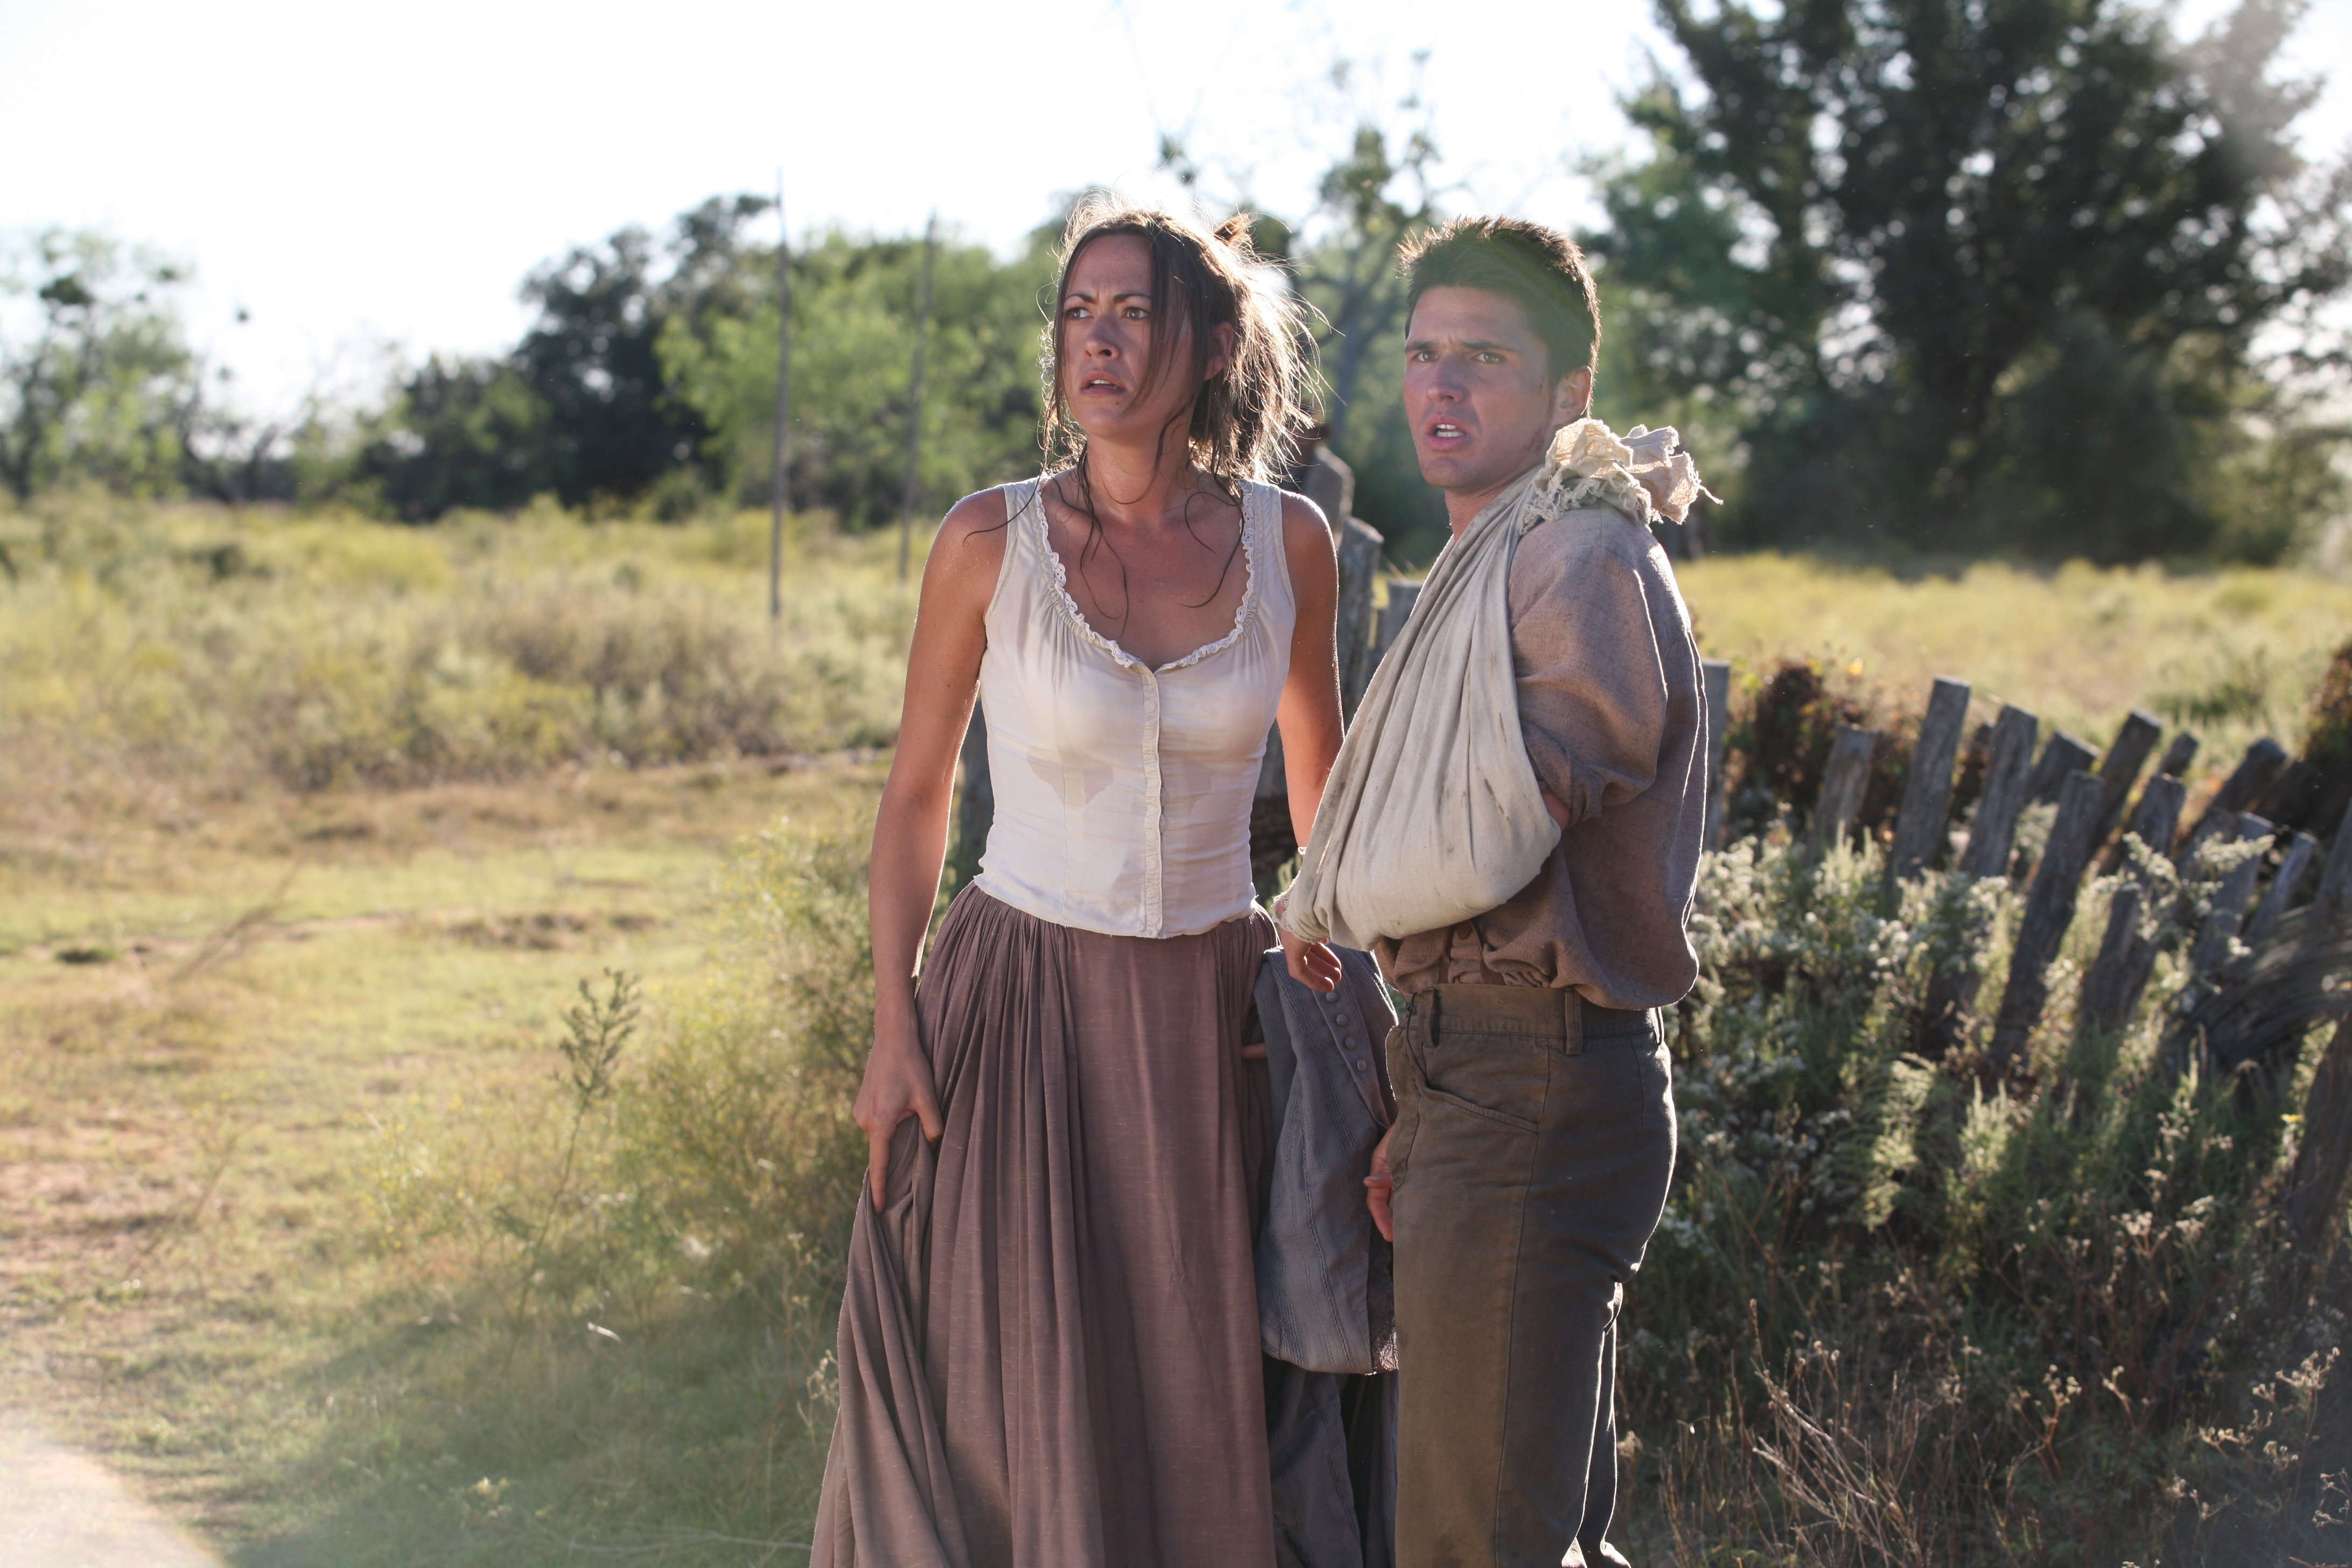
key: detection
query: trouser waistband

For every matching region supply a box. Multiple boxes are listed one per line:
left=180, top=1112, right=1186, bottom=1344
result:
left=1412, top=984, right=1657, bottom=1055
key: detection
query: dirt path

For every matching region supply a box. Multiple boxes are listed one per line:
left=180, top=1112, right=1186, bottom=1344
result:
left=0, top=1419, right=222, bottom=1567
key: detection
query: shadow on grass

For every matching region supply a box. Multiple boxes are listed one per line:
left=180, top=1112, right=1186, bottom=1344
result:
left=234, top=1291, right=840, bottom=1568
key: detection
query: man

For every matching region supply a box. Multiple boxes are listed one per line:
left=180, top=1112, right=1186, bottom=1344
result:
left=1349, top=217, right=1705, bottom=1567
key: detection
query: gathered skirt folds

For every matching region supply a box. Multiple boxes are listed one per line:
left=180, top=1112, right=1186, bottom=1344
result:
left=812, top=886, right=1278, bottom=1568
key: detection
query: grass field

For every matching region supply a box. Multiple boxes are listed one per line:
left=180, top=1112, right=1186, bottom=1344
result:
left=1677, top=552, right=2352, bottom=768
left=3, top=757, right=878, bottom=1564
left=3, top=495, right=2348, bottom=1563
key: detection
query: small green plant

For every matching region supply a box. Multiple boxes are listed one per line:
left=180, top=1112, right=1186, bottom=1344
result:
left=558, top=967, right=640, bottom=1107
left=502, top=968, right=639, bottom=1324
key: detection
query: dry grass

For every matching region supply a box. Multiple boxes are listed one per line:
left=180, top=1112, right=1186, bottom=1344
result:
left=1678, top=554, right=2352, bottom=767
left=0, top=491, right=914, bottom=823
left=1, top=757, right=880, bottom=1565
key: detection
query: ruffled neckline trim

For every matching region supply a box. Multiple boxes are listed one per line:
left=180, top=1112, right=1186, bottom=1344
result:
left=1024, top=475, right=1264, bottom=675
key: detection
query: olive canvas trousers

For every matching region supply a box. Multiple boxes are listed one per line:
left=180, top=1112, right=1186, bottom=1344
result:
left=1387, top=984, right=1677, bottom=1568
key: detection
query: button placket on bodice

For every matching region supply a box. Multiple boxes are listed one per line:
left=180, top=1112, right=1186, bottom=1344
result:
left=970, top=477, right=1292, bottom=941
left=1030, top=487, right=1262, bottom=939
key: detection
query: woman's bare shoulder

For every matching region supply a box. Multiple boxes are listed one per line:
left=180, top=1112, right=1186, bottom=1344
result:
left=910, top=487, right=1026, bottom=624
left=1274, top=487, right=1336, bottom=556
left=1272, top=487, right=1338, bottom=609
left=941, top=485, right=1023, bottom=543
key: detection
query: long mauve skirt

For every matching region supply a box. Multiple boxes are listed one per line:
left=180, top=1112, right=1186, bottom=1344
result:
left=811, top=885, right=1277, bottom=1568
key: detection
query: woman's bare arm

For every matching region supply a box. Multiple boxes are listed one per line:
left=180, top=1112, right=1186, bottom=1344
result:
left=1273, top=492, right=1345, bottom=992
left=856, top=488, right=1008, bottom=1206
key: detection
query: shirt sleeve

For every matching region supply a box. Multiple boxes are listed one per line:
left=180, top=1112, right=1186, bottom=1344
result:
left=1509, top=521, right=1670, bottom=827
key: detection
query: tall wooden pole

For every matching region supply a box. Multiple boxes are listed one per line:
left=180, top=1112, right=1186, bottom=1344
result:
left=898, top=212, right=939, bottom=585
left=769, top=174, right=793, bottom=621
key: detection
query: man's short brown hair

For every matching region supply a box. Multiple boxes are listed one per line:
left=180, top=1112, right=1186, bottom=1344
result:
left=1401, top=217, right=1601, bottom=382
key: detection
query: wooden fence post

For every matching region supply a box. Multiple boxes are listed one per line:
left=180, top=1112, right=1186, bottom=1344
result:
left=2184, top=813, right=2274, bottom=983
left=1809, top=724, right=1880, bottom=856
left=2243, top=830, right=2320, bottom=946
left=2178, top=738, right=2290, bottom=865
left=2077, top=775, right=2189, bottom=1035
left=2089, top=710, right=2164, bottom=849
left=1957, top=705, right=2040, bottom=878
left=2317, top=796, right=2352, bottom=912
left=1889, top=676, right=1971, bottom=882
left=2253, top=758, right=2319, bottom=825
left=1702, top=659, right=1732, bottom=851
left=1374, top=579, right=1421, bottom=665
left=2026, top=730, right=2098, bottom=805
left=768, top=176, right=793, bottom=623
left=2103, top=737, right=2202, bottom=873
left=2284, top=1017, right=2352, bottom=1262
left=895, top=213, right=939, bottom=586
left=1336, top=520, right=1383, bottom=716
left=1985, top=771, right=2105, bottom=1076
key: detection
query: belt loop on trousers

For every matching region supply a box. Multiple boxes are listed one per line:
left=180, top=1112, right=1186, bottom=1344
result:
left=1563, top=989, right=1584, bottom=1058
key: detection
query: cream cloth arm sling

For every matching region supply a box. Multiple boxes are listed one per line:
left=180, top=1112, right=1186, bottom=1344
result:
left=1283, top=419, right=1705, bottom=950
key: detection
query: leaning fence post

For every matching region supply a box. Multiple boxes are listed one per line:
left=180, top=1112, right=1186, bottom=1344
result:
left=1985, top=771, right=2105, bottom=1076
left=2284, top=1017, right=2352, bottom=1262
left=1889, top=676, right=1971, bottom=882
left=1922, top=705, right=2042, bottom=1056
left=1702, top=659, right=1732, bottom=851
left=2178, top=738, right=2290, bottom=866
left=2243, top=830, right=2321, bottom=947
left=2089, top=710, right=2163, bottom=850
left=1809, top=724, right=1880, bottom=856
left=1957, top=705, right=2040, bottom=879
left=2318, top=796, right=2352, bottom=913
left=2078, top=775, right=2189, bottom=1035
left=2184, top=813, right=2274, bottom=983
left=2103, top=734, right=2201, bottom=874
left=2026, top=730, right=2098, bottom=806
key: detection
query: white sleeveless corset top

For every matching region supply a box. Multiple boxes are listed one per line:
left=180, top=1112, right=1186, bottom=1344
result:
left=970, top=477, right=1296, bottom=939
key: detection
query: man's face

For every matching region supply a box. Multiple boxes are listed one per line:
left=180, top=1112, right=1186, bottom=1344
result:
left=1403, top=285, right=1591, bottom=500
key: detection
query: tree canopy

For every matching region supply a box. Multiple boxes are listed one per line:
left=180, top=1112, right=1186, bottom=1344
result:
left=0, top=232, right=199, bottom=502
left=349, top=198, right=1054, bottom=525
left=1587, top=0, right=2352, bottom=561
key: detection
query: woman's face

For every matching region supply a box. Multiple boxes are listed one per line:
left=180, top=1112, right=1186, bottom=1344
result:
left=1058, top=233, right=1231, bottom=450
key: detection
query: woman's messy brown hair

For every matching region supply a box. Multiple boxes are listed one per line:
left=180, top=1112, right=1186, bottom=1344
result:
left=1039, top=195, right=1315, bottom=491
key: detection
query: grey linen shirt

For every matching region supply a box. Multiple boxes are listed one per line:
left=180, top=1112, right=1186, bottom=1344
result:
left=1371, top=501, right=1707, bottom=1009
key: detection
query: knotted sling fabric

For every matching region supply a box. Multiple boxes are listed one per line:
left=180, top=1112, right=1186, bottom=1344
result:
left=1284, top=419, right=1703, bottom=950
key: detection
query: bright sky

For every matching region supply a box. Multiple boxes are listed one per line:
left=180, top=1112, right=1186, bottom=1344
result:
left=1, top=0, right=2343, bottom=416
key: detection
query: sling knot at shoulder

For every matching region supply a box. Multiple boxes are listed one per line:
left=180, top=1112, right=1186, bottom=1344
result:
left=1526, top=418, right=1710, bottom=532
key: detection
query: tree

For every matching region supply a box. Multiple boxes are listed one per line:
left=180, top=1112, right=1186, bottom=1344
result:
left=511, top=222, right=711, bottom=508
left=353, top=355, right=558, bottom=521
left=0, top=230, right=200, bottom=501
left=659, top=223, right=1052, bottom=526
left=1589, top=0, right=2352, bottom=560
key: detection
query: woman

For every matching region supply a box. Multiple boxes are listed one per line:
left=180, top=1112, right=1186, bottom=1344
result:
left=812, top=200, right=1346, bottom=1568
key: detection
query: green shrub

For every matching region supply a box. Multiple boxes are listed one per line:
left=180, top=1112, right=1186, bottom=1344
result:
left=0, top=494, right=915, bottom=811
left=1630, top=831, right=2349, bottom=1564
